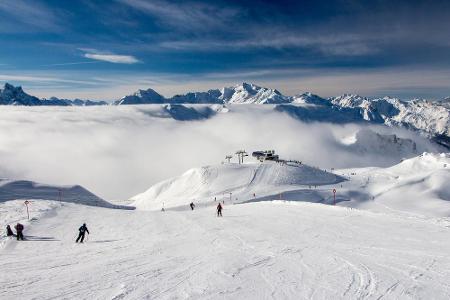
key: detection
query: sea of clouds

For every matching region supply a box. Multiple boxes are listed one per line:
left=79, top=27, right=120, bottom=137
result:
left=0, top=105, right=440, bottom=200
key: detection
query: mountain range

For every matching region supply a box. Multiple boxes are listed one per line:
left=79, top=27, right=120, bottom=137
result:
left=0, top=83, right=107, bottom=106
left=1, top=82, right=448, bottom=147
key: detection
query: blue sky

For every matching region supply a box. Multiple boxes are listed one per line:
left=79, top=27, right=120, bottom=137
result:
left=1, top=0, right=450, bottom=100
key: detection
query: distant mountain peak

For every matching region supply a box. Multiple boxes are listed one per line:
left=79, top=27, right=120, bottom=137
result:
left=114, top=87, right=165, bottom=105
left=0, top=82, right=107, bottom=106
left=0, top=82, right=41, bottom=105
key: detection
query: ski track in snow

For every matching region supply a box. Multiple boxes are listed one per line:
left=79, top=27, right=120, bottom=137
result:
left=1, top=201, right=450, bottom=299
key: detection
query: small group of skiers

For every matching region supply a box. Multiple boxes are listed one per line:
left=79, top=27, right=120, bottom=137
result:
left=5, top=223, right=24, bottom=240
left=5, top=222, right=89, bottom=244
left=188, top=201, right=223, bottom=217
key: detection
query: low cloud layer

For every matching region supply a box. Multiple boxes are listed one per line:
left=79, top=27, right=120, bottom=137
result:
left=0, top=105, right=439, bottom=200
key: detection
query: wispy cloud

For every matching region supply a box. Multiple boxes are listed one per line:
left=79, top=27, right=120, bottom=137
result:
left=0, top=74, right=99, bottom=86
left=117, top=0, right=240, bottom=32
left=42, top=61, right=100, bottom=67
left=158, top=33, right=379, bottom=57
left=0, top=0, right=64, bottom=32
left=5, top=64, right=450, bottom=101
left=80, top=49, right=140, bottom=64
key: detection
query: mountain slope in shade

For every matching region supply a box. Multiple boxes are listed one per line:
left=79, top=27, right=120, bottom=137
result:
left=45, top=97, right=108, bottom=106
left=0, top=178, right=133, bottom=209
left=171, top=89, right=223, bottom=104
left=0, top=83, right=41, bottom=105
left=0, top=83, right=107, bottom=106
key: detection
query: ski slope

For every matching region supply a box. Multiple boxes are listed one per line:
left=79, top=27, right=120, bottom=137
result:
left=1, top=153, right=449, bottom=299
left=133, top=153, right=450, bottom=218
left=336, top=153, right=450, bottom=217
left=132, top=162, right=345, bottom=210
left=1, top=200, right=450, bottom=299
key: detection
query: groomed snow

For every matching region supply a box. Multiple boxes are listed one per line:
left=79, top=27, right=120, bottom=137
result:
left=1, top=200, right=450, bottom=299
left=132, top=161, right=345, bottom=210
left=0, top=151, right=449, bottom=299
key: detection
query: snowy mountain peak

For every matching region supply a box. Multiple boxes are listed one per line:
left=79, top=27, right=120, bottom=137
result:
left=114, top=88, right=165, bottom=105
left=292, top=92, right=330, bottom=105
left=223, top=82, right=290, bottom=104
left=329, top=94, right=369, bottom=107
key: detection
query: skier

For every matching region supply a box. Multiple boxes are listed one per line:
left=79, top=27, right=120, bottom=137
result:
left=15, top=223, right=24, bottom=240
left=76, top=223, right=89, bottom=243
left=217, top=203, right=223, bottom=217
left=6, top=225, right=14, bottom=237
left=189, top=202, right=195, bottom=210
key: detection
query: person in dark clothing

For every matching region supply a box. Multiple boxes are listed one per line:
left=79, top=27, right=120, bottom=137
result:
left=15, top=223, right=24, bottom=240
left=189, top=202, right=195, bottom=210
left=76, top=223, right=89, bottom=243
left=6, top=225, right=14, bottom=237
left=217, top=203, right=223, bottom=217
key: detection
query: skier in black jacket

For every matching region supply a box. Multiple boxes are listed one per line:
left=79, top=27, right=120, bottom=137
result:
left=6, top=225, right=14, bottom=237
left=190, top=202, right=195, bottom=210
left=217, top=203, right=223, bottom=217
left=15, top=223, right=24, bottom=240
left=76, top=223, right=89, bottom=243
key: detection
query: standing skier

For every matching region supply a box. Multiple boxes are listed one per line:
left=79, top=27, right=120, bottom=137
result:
left=6, top=225, right=14, bottom=237
left=76, top=223, right=89, bottom=243
left=189, top=202, right=195, bottom=210
left=15, top=223, right=24, bottom=240
left=216, top=203, right=223, bottom=217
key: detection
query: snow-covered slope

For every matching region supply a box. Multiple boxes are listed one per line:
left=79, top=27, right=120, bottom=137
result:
left=0, top=178, right=132, bottom=209
left=328, top=94, right=449, bottom=136
left=132, top=153, right=449, bottom=217
left=220, top=82, right=290, bottom=104
left=333, top=152, right=450, bottom=217
left=132, top=162, right=345, bottom=210
left=2, top=191, right=450, bottom=299
left=354, top=153, right=450, bottom=216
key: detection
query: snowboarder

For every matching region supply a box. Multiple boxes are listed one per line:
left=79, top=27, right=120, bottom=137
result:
left=15, top=223, right=24, bottom=240
left=189, top=202, right=195, bottom=210
left=76, top=223, right=89, bottom=243
left=6, top=225, right=14, bottom=237
left=217, top=203, right=223, bottom=217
